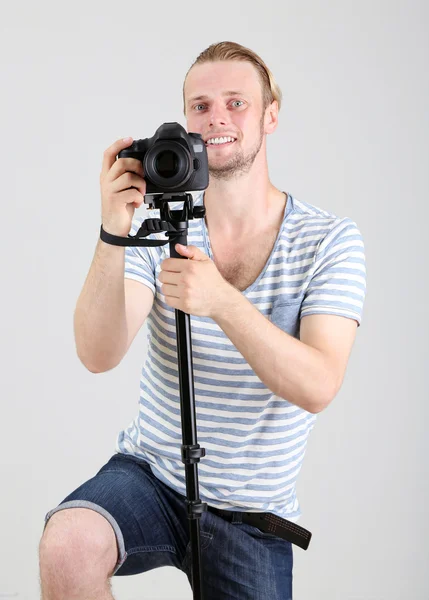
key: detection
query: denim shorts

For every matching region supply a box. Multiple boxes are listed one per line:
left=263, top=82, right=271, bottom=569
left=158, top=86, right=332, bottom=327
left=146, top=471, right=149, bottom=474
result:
left=44, top=452, right=293, bottom=599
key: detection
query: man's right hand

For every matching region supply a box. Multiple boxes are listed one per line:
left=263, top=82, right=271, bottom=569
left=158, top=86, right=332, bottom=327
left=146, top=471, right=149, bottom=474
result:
left=100, top=137, right=147, bottom=237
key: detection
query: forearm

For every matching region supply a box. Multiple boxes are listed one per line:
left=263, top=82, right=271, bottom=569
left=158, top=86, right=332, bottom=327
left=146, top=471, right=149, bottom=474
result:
left=213, top=289, right=334, bottom=413
left=74, top=238, right=128, bottom=372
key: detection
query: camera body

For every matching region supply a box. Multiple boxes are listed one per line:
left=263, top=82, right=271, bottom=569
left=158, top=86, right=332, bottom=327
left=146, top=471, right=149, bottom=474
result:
left=118, top=122, right=209, bottom=195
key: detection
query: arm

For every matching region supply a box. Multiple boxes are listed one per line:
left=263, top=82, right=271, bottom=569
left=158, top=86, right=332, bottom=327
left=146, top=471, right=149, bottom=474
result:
left=213, top=291, right=357, bottom=414
left=213, top=218, right=365, bottom=413
left=74, top=238, right=154, bottom=373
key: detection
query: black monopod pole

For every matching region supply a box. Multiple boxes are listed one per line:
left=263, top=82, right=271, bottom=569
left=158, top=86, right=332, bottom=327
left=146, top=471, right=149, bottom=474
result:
left=100, top=193, right=208, bottom=599
left=170, top=234, right=207, bottom=600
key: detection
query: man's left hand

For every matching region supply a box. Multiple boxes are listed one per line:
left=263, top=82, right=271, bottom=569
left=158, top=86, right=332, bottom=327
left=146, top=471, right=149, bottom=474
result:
left=158, top=243, right=233, bottom=318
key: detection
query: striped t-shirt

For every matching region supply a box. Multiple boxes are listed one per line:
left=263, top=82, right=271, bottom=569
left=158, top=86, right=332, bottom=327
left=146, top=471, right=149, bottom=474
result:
left=115, top=192, right=366, bottom=522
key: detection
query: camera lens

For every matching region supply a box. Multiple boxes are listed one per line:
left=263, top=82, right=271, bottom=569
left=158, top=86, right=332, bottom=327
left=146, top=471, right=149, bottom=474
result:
left=144, top=141, right=192, bottom=190
left=154, top=150, right=179, bottom=178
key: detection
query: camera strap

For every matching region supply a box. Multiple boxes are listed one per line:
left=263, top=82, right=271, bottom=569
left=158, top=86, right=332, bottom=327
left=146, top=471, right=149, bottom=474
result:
left=100, top=221, right=181, bottom=247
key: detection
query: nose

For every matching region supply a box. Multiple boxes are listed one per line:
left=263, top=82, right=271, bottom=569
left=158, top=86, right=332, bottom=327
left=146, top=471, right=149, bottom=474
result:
left=208, top=102, right=229, bottom=127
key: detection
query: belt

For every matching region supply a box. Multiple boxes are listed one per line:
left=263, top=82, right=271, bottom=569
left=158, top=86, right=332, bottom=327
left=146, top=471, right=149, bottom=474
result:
left=207, top=506, right=312, bottom=551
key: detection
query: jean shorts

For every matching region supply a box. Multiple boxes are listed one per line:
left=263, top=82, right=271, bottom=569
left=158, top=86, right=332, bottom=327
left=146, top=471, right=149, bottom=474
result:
left=44, top=452, right=293, bottom=599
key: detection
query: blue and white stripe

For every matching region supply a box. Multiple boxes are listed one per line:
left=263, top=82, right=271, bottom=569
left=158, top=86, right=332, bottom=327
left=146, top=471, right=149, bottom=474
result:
left=115, top=193, right=366, bottom=522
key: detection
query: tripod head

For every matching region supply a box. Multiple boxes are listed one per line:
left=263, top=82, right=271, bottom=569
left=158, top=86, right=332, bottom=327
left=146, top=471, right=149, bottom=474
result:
left=100, top=192, right=206, bottom=248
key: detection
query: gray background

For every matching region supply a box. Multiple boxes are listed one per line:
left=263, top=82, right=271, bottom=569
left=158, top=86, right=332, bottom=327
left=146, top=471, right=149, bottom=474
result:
left=1, top=0, right=427, bottom=598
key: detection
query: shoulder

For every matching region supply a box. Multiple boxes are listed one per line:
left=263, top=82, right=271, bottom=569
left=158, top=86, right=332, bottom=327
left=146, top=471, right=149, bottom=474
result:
left=284, top=195, right=364, bottom=248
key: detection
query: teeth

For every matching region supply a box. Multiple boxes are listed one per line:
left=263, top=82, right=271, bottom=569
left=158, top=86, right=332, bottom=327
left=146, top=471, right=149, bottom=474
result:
left=206, top=136, right=235, bottom=145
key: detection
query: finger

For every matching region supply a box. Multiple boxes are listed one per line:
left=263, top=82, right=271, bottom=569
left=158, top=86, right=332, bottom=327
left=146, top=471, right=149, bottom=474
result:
left=162, top=283, right=180, bottom=298
left=101, top=137, right=134, bottom=177
left=119, top=188, right=145, bottom=207
left=107, top=157, right=145, bottom=182
left=162, top=258, right=183, bottom=272
left=176, top=244, right=206, bottom=260
left=111, top=172, right=146, bottom=197
left=159, top=271, right=180, bottom=285
left=175, top=243, right=191, bottom=255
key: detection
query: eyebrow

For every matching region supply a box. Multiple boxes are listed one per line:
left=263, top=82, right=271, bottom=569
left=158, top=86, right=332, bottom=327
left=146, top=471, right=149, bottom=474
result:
left=187, top=90, right=247, bottom=105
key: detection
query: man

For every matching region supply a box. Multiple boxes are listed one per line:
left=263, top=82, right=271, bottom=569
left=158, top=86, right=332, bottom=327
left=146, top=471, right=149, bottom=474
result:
left=39, top=42, right=366, bottom=599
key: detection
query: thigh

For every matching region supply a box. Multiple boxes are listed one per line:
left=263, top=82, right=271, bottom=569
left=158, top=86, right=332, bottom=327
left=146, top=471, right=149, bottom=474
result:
left=44, top=453, right=206, bottom=576
left=182, top=511, right=293, bottom=600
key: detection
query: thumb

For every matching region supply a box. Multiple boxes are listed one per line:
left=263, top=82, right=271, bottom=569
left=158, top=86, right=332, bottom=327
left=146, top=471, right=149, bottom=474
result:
left=175, top=244, right=208, bottom=261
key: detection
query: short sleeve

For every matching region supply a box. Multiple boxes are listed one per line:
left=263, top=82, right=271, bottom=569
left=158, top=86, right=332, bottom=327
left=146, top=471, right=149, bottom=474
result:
left=301, top=218, right=366, bottom=325
left=123, top=216, right=157, bottom=295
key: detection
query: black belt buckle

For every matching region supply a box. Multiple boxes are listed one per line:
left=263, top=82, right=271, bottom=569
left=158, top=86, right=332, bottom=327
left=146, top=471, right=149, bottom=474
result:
left=243, top=512, right=312, bottom=551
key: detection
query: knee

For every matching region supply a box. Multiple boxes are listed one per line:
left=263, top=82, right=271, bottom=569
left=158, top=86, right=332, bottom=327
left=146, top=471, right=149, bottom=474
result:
left=39, top=507, right=118, bottom=581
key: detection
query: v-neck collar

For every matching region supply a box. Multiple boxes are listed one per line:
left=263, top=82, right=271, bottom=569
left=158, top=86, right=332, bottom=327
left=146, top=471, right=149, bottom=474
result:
left=199, top=192, right=294, bottom=296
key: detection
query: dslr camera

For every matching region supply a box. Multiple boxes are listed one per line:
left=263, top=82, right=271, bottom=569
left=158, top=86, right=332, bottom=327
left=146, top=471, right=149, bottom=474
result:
left=118, top=122, right=209, bottom=195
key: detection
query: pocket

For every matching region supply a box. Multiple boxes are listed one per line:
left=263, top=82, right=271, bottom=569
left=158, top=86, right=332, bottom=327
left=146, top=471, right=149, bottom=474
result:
left=181, top=526, right=214, bottom=573
left=270, top=298, right=303, bottom=338
left=199, top=511, right=215, bottom=547
left=200, top=529, right=214, bottom=550
left=237, top=522, right=294, bottom=553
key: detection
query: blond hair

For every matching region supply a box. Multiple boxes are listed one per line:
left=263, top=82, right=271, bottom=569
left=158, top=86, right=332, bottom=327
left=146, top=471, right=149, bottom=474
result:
left=183, top=41, right=282, bottom=115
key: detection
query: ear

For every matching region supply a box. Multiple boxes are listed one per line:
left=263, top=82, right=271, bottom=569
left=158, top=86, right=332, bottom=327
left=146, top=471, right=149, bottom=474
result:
left=264, top=100, right=279, bottom=135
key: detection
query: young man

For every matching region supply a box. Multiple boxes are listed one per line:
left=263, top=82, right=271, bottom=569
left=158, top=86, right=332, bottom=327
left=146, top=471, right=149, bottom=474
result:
left=39, top=42, right=366, bottom=599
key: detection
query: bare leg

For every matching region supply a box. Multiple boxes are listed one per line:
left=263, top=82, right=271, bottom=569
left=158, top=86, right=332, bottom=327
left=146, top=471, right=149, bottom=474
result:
left=39, top=508, right=119, bottom=600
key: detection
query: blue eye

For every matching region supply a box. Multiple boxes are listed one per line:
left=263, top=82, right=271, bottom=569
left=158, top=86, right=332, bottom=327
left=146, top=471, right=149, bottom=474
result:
left=195, top=104, right=206, bottom=111
left=232, top=100, right=244, bottom=107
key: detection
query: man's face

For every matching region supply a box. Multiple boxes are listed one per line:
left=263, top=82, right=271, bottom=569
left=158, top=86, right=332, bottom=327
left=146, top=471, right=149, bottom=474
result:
left=184, top=60, right=268, bottom=181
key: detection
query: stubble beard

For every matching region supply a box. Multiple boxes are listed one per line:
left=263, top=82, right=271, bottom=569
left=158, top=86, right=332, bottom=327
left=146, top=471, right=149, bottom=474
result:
left=208, top=114, right=265, bottom=182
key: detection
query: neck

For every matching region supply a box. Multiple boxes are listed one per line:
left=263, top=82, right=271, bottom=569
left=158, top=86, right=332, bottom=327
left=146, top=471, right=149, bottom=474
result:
left=203, top=150, right=285, bottom=240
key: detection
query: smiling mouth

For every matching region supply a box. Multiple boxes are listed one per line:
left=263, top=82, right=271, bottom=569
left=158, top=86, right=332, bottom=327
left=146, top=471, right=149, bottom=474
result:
left=206, top=139, right=236, bottom=148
